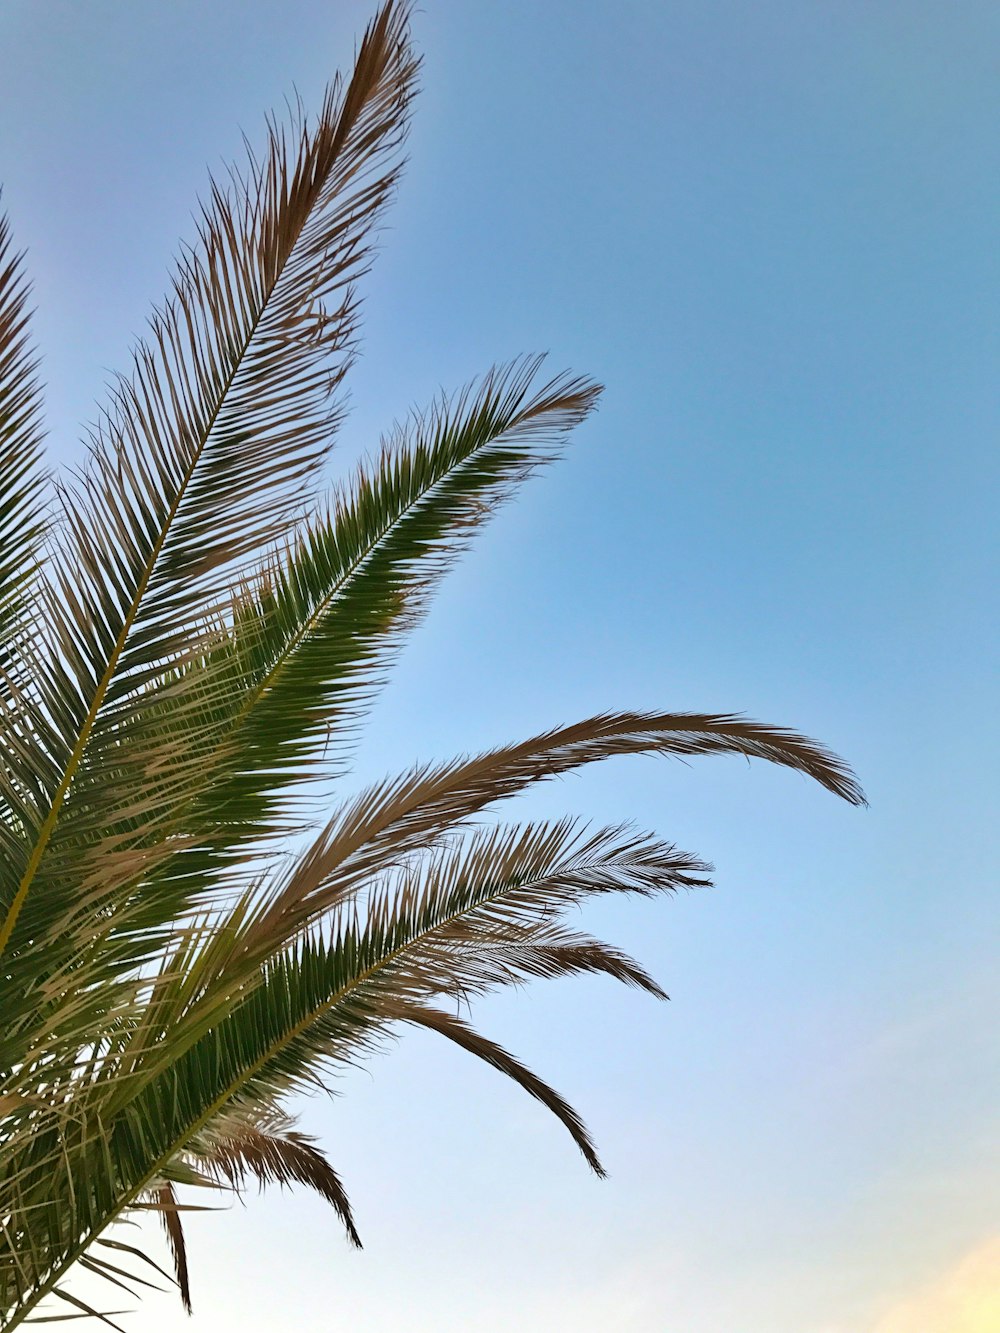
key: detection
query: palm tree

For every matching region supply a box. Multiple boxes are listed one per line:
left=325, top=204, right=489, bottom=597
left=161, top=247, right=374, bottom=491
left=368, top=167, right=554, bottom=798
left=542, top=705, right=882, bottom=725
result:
left=0, top=3, right=864, bottom=1325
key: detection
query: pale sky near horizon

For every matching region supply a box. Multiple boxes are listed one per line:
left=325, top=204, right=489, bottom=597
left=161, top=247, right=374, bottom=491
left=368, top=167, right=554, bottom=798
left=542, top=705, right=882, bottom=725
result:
left=1, top=2, right=997, bottom=1330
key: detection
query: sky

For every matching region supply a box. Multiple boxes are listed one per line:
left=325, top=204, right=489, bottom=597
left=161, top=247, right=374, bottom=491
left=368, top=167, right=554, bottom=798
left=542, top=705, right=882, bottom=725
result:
left=1, top=1, right=997, bottom=1330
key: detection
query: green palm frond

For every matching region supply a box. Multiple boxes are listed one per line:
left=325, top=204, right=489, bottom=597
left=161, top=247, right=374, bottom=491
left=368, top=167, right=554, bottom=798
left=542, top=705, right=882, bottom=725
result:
left=1, top=819, right=704, bottom=1315
left=74, top=360, right=600, bottom=933
left=0, top=0, right=417, bottom=961
left=0, top=210, right=57, bottom=872
left=0, top=212, right=46, bottom=653
left=0, top=359, right=600, bottom=1100
left=189, top=359, right=599, bottom=816
left=0, top=2, right=865, bottom=1325
left=128, top=821, right=706, bottom=1137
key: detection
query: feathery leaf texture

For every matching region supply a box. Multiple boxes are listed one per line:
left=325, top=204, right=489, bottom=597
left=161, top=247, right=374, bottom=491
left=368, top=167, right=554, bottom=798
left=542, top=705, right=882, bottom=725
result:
left=0, top=2, right=863, bottom=1325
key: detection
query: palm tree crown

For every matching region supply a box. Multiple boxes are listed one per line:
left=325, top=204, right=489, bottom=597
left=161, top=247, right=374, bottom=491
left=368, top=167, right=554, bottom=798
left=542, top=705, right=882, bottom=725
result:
left=0, top=3, right=864, bottom=1325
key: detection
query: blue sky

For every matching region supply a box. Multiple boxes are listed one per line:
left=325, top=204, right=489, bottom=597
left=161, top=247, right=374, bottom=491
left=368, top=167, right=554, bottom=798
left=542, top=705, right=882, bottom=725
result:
left=1, top=2, right=997, bottom=1329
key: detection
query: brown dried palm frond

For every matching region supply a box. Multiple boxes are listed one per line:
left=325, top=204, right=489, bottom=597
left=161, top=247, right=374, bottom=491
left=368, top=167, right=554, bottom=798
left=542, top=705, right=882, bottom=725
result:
left=189, top=1106, right=361, bottom=1246
left=153, top=1185, right=192, bottom=1317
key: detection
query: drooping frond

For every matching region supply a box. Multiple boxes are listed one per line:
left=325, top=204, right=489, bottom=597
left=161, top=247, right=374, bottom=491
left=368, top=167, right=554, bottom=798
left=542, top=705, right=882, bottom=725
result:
left=187, top=1105, right=360, bottom=1247
left=0, top=818, right=699, bottom=1316
left=391, top=1002, right=607, bottom=1175
left=149, top=1185, right=192, bottom=1314
left=44, top=1286, right=128, bottom=1331
left=227, top=711, right=862, bottom=970
left=106, top=822, right=705, bottom=1131
left=133, top=1110, right=360, bottom=1317
left=447, top=924, right=671, bottom=998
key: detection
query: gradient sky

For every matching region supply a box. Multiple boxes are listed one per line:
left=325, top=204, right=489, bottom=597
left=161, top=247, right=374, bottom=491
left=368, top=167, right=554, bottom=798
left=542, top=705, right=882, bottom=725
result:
left=1, top=2, right=997, bottom=1330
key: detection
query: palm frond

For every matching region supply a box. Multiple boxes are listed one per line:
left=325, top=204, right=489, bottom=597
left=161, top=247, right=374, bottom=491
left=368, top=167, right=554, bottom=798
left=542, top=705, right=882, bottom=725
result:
left=0, top=360, right=600, bottom=1102
left=188, top=1106, right=360, bottom=1247
left=1, top=818, right=695, bottom=1315
left=0, top=209, right=57, bottom=876
left=392, top=1002, right=606, bottom=1175
left=182, top=359, right=601, bottom=829
left=456, top=925, right=671, bottom=998
left=0, top=3, right=868, bottom=1325
left=232, top=711, right=862, bottom=967
left=150, top=1185, right=191, bottom=1315
left=0, top=208, right=47, bottom=661
left=45, top=1287, right=127, bottom=1332
left=113, top=820, right=701, bottom=1130
left=41, top=361, right=600, bottom=969
left=0, top=0, right=418, bottom=960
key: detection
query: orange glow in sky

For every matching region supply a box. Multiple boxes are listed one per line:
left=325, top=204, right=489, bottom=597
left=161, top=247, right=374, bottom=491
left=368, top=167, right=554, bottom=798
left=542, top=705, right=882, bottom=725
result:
left=872, top=1238, right=1000, bottom=1333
